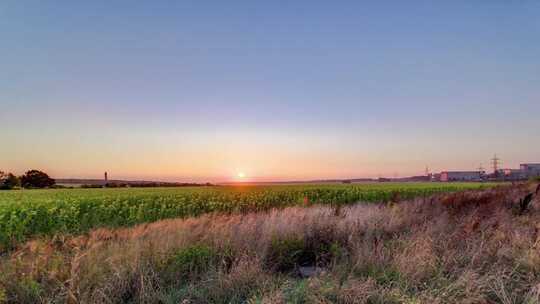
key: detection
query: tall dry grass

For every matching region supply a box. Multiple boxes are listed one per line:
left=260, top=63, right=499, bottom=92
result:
left=1, top=183, right=540, bottom=303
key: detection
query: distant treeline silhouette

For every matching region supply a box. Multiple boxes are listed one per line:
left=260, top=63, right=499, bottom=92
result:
left=1, top=169, right=213, bottom=190
left=127, top=182, right=213, bottom=188
left=0, top=170, right=55, bottom=190
left=82, top=182, right=213, bottom=188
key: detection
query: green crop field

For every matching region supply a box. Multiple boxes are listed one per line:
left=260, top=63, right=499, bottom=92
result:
left=0, top=182, right=495, bottom=250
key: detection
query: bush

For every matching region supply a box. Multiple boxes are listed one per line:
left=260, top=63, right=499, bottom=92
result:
left=265, top=237, right=307, bottom=272
left=2, top=278, right=43, bottom=303
left=20, top=170, right=55, bottom=189
left=0, top=172, right=19, bottom=190
left=166, top=244, right=219, bottom=280
left=265, top=234, right=345, bottom=273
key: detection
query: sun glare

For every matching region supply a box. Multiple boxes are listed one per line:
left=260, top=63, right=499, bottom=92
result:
left=237, top=172, right=246, bottom=178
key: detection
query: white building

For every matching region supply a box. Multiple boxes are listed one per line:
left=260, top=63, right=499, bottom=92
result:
left=440, top=171, right=484, bottom=182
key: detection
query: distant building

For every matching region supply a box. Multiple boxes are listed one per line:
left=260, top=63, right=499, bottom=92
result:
left=438, top=161, right=540, bottom=182
left=440, top=171, right=484, bottom=182
left=497, top=169, right=525, bottom=181
left=520, top=164, right=540, bottom=178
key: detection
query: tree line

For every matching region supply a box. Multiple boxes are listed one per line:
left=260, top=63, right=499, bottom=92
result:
left=0, top=170, right=55, bottom=190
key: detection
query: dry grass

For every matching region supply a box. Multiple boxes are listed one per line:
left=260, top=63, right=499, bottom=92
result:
left=1, top=183, right=540, bottom=303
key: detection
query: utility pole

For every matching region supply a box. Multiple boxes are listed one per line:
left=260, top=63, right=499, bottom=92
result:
left=425, top=166, right=432, bottom=181
left=104, top=172, right=108, bottom=186
left=491, top=154, right=500, bottom=176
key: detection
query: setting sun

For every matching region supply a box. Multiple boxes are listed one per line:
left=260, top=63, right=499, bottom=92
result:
left=237, top=172, right=246, bottom=178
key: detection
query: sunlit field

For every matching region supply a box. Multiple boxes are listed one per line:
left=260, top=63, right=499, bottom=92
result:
left=3, top=183, right=540, bottom=303
left=0, top=182, right=495, bottom=251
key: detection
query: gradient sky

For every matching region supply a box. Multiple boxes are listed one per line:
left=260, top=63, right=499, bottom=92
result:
left=1, top=1, right=539, bottom=182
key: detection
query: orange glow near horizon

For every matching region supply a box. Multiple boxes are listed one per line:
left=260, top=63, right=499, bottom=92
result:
left=3, top=128, right=537, bottom=183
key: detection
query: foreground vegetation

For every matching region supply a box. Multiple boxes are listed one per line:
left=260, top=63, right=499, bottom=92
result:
left=0, top=183, right=538, bottom=303
left=0, top=183, right=493, bottom=251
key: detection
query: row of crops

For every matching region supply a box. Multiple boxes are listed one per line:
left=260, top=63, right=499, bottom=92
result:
left=0, top=182, right=494, bottom=251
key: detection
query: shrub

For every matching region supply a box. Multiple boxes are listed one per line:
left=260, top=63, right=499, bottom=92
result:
left=265, top=234, right=345, bottom=273
left=265, top=237, right=306, bottom=272
left=282, top=280, right=310, bottom=303
left=0, top=172, right=19, bottom=190
left=2, top=278, right=43, bottom=304
left=20, top=170, right=55, bottom=189
left=166, top=244, right=219, bottom=280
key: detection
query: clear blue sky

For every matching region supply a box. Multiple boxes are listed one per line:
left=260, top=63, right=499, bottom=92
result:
left=1, top=1, right=539, bottom=182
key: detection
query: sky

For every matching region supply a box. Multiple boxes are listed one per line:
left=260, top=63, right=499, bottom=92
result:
left=1, top=1, right=539, bottom=182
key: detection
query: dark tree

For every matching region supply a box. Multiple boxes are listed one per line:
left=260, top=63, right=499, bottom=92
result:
left=0, top=171, right=5, bottom=189
left=0, top=173, right=20, bottom=190
left=20, top=170, right=55, bottom=189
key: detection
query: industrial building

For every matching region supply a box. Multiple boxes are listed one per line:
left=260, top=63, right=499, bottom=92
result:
left=440, top=171, right=484, bottom=182
left=435, top=159, right=540, bottom=182
left=520, top=164, right=540, bottom=178
left=497, top=168, right=525, bottom=180
left=494, top=164, right=540, bottom=181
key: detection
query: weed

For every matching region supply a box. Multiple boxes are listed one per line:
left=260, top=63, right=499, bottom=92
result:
left=166, top=244, right=218, bottom=280
left=266, top=237, right=306, bottom=272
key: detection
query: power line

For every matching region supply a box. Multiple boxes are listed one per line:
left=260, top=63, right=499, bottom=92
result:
left=491, top=154, right=500, bottom=174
